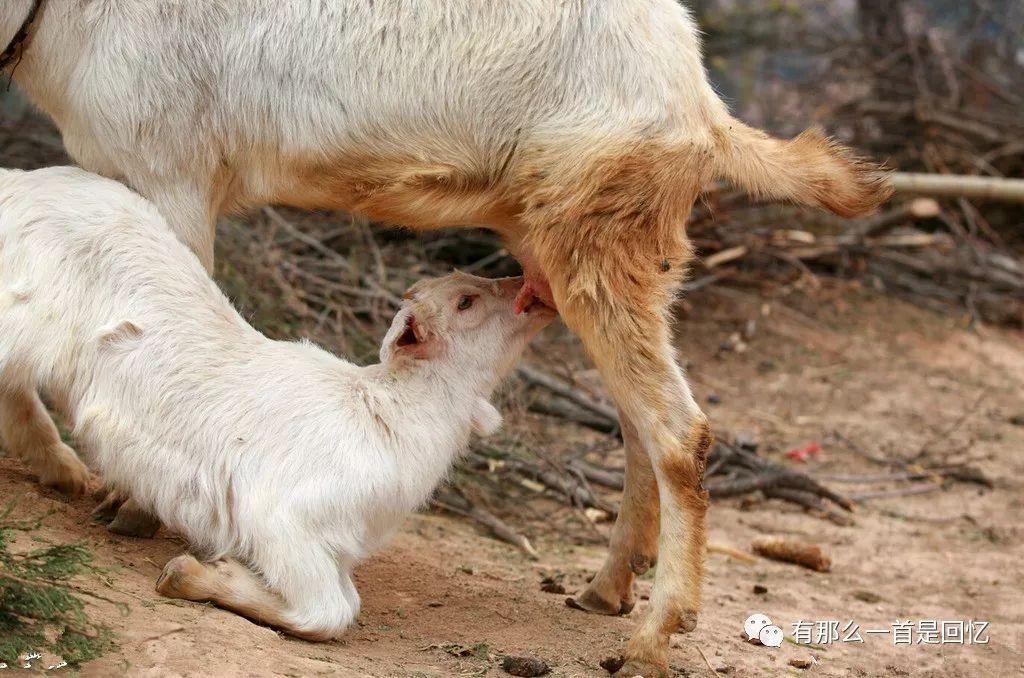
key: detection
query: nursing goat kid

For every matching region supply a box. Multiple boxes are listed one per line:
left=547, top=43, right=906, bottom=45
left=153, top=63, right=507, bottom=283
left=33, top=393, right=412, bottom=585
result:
left=0, top=166, right=555, bottom=640
left=3, top=1, right=891, bottom=673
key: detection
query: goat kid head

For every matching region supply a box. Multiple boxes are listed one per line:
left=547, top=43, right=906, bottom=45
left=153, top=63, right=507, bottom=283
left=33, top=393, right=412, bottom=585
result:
left=380, top=271, right=555, bottom=432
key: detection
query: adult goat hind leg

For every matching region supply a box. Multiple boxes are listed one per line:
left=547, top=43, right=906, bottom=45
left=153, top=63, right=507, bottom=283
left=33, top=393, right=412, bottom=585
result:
left=567, top=415, right=659, bottom=617
left=557, top=285, right=710, bottom=677
left=525, top=150, right=712, bottom=676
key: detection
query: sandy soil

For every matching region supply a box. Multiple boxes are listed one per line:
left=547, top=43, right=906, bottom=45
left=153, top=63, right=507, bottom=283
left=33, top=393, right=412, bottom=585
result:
left=2, top=283, right=1022, bottom=678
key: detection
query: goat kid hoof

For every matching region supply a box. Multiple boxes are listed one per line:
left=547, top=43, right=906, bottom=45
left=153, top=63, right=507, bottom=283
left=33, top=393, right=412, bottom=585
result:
left=107, top=502, right=161, bottom=538
left=613, top=659, right=669, bottom=678
left=156, top=555, right=206, bottom=599
left=566, top=589, right=635, bottom=616
left=91, top=493, right=125, bottom=523
left=39, top=445, right=93, bottom=496
left=91, top=486, right=130, bottom=521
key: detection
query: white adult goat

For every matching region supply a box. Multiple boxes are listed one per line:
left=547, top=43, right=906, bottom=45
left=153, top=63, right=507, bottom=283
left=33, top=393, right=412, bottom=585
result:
left=3, top=2, right=891, bottom=673
left=0, top=166, right=553, bottom=639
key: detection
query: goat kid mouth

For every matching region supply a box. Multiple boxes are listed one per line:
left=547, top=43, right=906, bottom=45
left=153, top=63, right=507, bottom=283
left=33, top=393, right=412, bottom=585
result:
left=520, top=295, right=556, bottom=316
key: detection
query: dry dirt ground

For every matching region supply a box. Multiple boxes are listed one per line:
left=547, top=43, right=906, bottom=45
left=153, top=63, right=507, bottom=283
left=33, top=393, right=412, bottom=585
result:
left=2, top=281, right=1023, bottom=678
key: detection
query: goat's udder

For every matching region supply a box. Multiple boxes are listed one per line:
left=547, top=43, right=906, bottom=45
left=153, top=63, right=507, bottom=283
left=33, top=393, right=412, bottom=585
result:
left=513, top=275, right=555, bottom=315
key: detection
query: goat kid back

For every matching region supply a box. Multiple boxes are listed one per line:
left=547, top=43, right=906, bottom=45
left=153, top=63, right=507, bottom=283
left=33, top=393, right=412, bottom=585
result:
left=0, top=166, right=553, bottom=640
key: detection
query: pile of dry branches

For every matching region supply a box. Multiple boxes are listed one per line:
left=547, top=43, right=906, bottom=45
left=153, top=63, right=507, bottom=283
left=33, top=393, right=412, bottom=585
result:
left=689, top=0, right=1024, bottom=327
left=689, top=0, right=1024, bottom=326
left=685, top=188, right=1023, bottom=328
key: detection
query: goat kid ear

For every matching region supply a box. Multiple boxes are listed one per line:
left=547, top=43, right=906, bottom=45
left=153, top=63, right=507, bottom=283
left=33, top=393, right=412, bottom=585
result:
left=471, top=398, right=502, bottom=437
left=381, top=308, right=438, bottom=362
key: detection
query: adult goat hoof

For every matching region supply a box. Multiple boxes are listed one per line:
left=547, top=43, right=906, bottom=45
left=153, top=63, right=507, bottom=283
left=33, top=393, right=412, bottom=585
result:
left=678, top=609, right=698, bottom=633
left=613, top=659, right=669, bottom=678
left=566, top=589, right=634, bottom=616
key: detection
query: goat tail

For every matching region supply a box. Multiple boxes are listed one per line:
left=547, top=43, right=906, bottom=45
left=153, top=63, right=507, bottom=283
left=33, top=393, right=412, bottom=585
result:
left=711, top=118, right=893, bottom=218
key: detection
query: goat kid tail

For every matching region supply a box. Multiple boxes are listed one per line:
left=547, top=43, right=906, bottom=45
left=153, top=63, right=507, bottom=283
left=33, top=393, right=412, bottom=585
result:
left=711, top=118, right=893, bottom=218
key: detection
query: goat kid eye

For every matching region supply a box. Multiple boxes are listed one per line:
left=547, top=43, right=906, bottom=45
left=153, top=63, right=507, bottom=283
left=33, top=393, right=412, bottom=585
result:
left=457, top=295, right=474, bottom=311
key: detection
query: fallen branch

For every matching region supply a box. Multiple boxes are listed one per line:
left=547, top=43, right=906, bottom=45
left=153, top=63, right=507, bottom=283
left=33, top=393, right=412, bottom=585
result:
left=704, top=245, right=748, bottom=269
left=848, top=198, right=941, bottom=239
left=762, top=488, right=855, bottom=527
left=705, top=442, right=855, bottom=512
left=263, top=206, right=404, bottom=307
left=707, top=542, right=758, bottom=564
left=752, top=536, right=832, bottom=572
left=567, top=459, right=625, bottom=491
left=528, top=396, right=617, bottom=434
left=849, top=483, right=947, bottom=502
left=431, top=493, right=539, bottom=560
left=472, top=452, right=619, bottom=517
left=815, top=464, right=991, bottom=487
left=889, top=172, right=1024, bottom=203
left=517, top=364, right=619, bottom=428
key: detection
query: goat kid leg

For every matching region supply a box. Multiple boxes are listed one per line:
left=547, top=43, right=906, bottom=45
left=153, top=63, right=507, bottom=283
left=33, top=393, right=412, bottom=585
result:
left=0, top=385, right=92, bottom=495
left=156, top=555, right=331, bottom=639
left=97, top=179, right=215, bottom=533
left=568, top=415, right=659, bottom=616
left=107, top=497, right=161, bottom=537
left=158, top=546, right=358, bottom=640
left=91, top=485, right=128, bottom=522
left=91, top=483, right=161, bottom=537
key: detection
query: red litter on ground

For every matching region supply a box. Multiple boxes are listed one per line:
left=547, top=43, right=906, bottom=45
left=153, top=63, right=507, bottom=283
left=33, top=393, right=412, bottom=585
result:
left=785, top=442, right=822, bottom=463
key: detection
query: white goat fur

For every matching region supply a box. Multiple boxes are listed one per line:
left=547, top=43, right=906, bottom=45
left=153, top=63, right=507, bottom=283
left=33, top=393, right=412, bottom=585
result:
left=4, top=2, right=890, bottom=671
left=0, top=166, right=550, bottom=637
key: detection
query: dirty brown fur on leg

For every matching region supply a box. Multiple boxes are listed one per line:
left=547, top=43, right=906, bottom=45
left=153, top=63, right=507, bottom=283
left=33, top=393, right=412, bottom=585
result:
left=615, top=420, right=709, bottom=676
left=657, top=416, right=712, bottom=632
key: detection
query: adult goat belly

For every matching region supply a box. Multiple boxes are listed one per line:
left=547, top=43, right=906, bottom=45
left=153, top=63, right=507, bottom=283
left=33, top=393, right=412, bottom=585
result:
left=267, top=150, right=520, bottom=232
